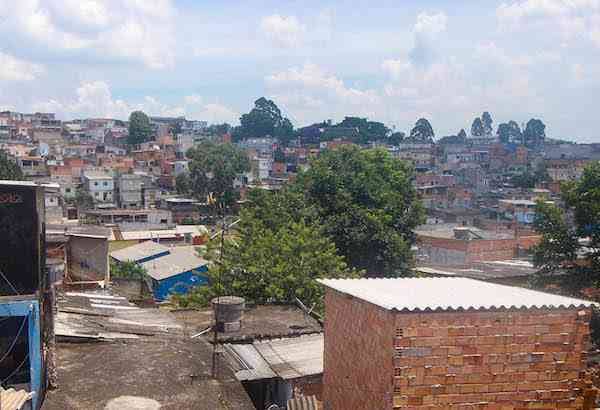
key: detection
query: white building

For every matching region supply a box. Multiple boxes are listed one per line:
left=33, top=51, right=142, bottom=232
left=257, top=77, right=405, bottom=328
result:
left=83, top=173, right=115, bottom=207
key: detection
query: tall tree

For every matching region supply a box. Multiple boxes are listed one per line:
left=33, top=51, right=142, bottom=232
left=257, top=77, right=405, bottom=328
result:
left=533, top=162, right=600, bottom=293
left=0, top=150, right=23, bottom=180
left=296, top=146, right=425, bottom=276
left=186, top=141, right=250, bottom=207
left=471, top=117, right=484, bottom=137
left=481, top=111, right=493, bottom=136
left=523, top=119, right=546, bottom=148
left=174, top=188, right=357, bottom=311
left=238, top=97, right=296, bottom=144
left=497, top=121, right=522, bottom=144
left=408, top=118, right=434, bottom=143
left=127, top=111, right=152, bottom=145
left=388, top=131, right=405, bottom=146
left=457, top=129, right=467, bottom=139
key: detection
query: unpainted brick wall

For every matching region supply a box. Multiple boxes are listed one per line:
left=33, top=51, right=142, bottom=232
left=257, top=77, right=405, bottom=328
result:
left=323, top=290, right=395, bottom=410
left=393, top=308, right=591, bottom=409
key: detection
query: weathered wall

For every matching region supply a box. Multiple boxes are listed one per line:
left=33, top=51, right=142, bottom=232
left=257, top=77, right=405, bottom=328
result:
left=392, top=308, right=591, bottom=409
left=68, top=236, right=109, bottom=282
left=323, top=290, right=395, bottom=410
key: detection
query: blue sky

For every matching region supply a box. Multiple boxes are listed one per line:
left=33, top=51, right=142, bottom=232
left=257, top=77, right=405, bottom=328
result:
left=0, top=0, right=599, bottom=141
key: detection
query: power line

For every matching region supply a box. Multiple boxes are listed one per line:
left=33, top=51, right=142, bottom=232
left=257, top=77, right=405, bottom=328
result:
left=0, top=316, right=27, bottom=365
left=0, top=355, right=28, bottom=386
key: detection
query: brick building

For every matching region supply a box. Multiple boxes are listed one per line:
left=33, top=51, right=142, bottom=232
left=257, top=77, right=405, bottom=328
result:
left=319, top=278, right=595, bottom=410
left=416, top=225, right=540, bottom=266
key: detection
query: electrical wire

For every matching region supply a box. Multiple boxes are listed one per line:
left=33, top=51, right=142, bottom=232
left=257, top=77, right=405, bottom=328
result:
left=0, top=316, right=27, bottom=365
left=0, top=268, right=20, bottom=295
left=0, top=355, right=28, bottom=386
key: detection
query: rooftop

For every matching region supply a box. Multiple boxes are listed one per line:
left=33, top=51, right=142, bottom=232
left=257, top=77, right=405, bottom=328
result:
left=174, top=304, right=323, bottom=343
left=318, top=277, right=596, bottom=312
left=224, top=333, right=324, bottom=382
left=415, top=224, right=515, bottom=240
left=416, top=259, right=538, bottom=280
left=109, top=241, right=170, bottom=263
left=43, top=290, right=255, bottom=410
left=140, top=246, right=207, bottom=280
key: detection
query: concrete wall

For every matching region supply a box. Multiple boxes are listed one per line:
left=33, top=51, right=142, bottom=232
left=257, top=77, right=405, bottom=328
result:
left=323, top=290, right=395, bottom=410
left=68, top=236, right=109, bottom=282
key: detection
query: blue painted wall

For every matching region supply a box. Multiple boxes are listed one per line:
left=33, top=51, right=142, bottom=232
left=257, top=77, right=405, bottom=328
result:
left=152, top=265, right=209, bottom=301
left=0, top=298, right=42, bottom=409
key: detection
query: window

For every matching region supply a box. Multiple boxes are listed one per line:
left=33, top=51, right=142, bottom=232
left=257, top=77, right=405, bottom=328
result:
left=160, top=219, right=168, bottom=224
left=94, top=192, right=99, bottom=197
left=94, top=182, right=98, bottom=186
left=65, top=188, right=71, bottom=193
left=103, top=181, right=108, bottom=186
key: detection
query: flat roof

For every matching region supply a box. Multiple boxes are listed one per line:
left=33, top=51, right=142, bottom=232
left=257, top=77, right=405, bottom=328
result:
left=140, top=246, right=207, bottom=280
left=110, top=241, right=170, bottom=263
left=318, top=277, right=596, bottom=312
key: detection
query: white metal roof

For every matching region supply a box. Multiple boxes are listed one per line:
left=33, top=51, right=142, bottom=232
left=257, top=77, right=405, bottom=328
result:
left=110, top=241, right=170, bottom=263
left=140, top=246, right=207, bottom=280
left=318, top=278, right=596, bottom=312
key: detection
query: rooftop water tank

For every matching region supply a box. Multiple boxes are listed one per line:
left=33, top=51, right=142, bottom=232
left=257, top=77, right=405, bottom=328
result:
left=212, top=296, right=245, bottom=332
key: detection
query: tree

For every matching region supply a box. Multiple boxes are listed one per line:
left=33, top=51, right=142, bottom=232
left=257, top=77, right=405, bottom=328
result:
left=0, top=150, right=23, bottom=180
left=408, top=118, right=434, bottom=143
left=388, top=131, right=405, bottom=146
left=186, top=141, right=250, bottom=207
left=273, top=147, right=286, bottom=163
left=457, top=129, right=467, bottom=139
left=481, top=111, right=493, bottom=136
left=296, top=146, right=425, bottom=276
left=128, top=111, right=152, bottom=145
left=471, top=117, right=484, bottom=137
left=238, top=97, right=296, bottom=144
left=523, top=119, right=546, bottom=148
left=532, top=162, right=600, bottom=294
left=497, top=121, right=522, bottom=144
left=175, top=172, right=191, bottom=195
left=110, top=260, right=147, bottom=280
left=72, top=188, right=94, bottom=210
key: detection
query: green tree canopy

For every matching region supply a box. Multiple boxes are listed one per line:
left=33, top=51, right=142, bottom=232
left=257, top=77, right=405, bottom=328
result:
left=0, top=150, right=23, bottom=180
left=110, top=260, right=147, bottom=280
left=481, top=111, right=493, bottom=136
left=238, top=97, right=296, bottom=144
left=533, top=161, right=600, bottom=294
left=408, top=118, right=434, bottom=143
left=127, top=111, right=152, bottom=145
left=295, top=146, right=425, bottom=276
left=497, top=121, right=522, bottom=144
left=388, top=131, right=405, bottom=146
left=471, top=117, right=484, bottom=137
left=523, top=119, right=546, bottom=148
left=186, top=141, right=250, bottom=207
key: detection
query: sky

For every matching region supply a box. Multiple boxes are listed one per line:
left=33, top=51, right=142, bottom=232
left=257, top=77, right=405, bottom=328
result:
left=0, top=0, right=599, bottom=142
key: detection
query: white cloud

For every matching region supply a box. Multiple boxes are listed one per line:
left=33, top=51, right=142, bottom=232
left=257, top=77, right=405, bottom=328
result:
left=260, top=14, right=306, bottom=47
left=497, top=0, right=600, bottom=47
left=3, top=0, right=177, bottom=68
left=0, top=52, right=45, bottom=81
left=265, top=63, right=381, bottom=124
left=32, top=81, right=238, bottom=123
left=414, top=11, right=447, bottom=36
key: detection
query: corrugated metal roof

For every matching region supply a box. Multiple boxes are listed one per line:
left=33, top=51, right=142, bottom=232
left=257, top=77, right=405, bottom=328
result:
left=318, top=278, right=596, bottom=312
left=140, top=246, right=207, bottom=280
left=223, top=343, right=277, bottom=381
left=254, top=333, right=323, bottom=380
left=287, top=395, right=319, bottom=410
left=224, top=334, right=324, bottom=382
left=110, top=241, right=170, bottom=263
left=0, top=386, right=34, bottom=410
